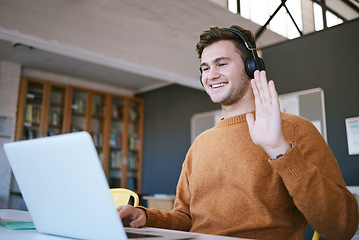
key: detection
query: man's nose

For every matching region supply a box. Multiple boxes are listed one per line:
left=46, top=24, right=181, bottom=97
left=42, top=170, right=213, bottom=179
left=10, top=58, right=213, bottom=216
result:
left=207, top=67, right=220, bottom=81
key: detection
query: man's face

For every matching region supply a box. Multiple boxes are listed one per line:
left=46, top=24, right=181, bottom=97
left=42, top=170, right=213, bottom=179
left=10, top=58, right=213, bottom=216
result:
left=200, top=40, right=250, bottom=106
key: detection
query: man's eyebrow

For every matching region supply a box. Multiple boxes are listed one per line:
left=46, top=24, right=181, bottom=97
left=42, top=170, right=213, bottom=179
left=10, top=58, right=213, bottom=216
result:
left=200, top=56, right=231, bottom=68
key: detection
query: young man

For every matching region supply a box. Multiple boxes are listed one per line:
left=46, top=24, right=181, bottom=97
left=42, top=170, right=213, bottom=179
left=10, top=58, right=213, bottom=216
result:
left=118, top=25, right=358, bottom=239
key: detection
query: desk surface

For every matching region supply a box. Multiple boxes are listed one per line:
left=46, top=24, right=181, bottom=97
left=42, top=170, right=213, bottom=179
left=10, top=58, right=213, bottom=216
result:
left=3, top=209, right=359, bottom=240
left=0, top=209, right=246, bottom=240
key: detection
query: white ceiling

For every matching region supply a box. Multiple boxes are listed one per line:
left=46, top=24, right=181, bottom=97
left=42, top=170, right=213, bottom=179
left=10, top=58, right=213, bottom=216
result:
left=0, top=38, right=166, bottom=92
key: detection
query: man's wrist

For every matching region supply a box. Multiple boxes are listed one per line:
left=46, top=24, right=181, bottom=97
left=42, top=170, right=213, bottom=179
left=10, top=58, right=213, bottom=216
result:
left=135, top=206, right=148, bottom=220
left=269, top=142, right=294, bottom=160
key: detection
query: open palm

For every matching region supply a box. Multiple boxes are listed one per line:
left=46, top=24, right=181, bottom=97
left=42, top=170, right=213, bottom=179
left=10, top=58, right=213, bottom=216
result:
left=246, top=71, right=290, bottom=158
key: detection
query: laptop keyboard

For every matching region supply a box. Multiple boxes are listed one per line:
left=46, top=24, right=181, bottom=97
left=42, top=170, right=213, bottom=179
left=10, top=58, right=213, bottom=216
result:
left=126, top=231, right=161, bottom=238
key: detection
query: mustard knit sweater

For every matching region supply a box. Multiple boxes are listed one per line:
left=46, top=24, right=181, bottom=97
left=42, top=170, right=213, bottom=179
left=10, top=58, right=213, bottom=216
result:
left=142, top=113, right=358, bottom=240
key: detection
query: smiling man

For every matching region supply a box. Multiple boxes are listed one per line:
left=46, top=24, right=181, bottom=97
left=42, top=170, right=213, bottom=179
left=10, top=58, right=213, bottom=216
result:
left=118, top=25, right=358, bottom=240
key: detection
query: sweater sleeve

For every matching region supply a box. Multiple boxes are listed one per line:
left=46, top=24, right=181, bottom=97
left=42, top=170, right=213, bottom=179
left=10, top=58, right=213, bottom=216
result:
left=270, top=119, right=358, bottom=240
left=141, top=151, right=193, bottom=231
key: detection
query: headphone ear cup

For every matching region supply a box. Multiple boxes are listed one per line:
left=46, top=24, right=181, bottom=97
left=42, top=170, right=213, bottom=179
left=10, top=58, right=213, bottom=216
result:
left=245, top=58, right=256, bottom=79
left=245, top=57, right=265, bottom=79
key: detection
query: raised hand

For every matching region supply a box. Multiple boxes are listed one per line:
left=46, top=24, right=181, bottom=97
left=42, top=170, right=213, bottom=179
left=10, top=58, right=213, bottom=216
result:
left=245, top=70, right=291, bottom=159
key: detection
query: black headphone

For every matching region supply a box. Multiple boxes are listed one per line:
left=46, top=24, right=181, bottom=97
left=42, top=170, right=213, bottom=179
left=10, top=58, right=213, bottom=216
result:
left=199, top=28, right=265, bottom=86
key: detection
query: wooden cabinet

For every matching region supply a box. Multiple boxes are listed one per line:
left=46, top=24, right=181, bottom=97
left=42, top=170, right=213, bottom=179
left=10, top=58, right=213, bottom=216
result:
left=65, top=87, right=109, bottom=165
left=15, top=77, right=69, bottom=140
left=108, top=97, right=144, bottom=193
left=15, top=77, right=144, bottom=193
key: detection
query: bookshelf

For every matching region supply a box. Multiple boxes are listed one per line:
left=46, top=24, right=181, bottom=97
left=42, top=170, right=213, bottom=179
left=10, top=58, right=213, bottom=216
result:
left=15, top=77, right=69, bottom=140
left=108, top=96, right=124, bottom=188
left=125, top=99, right=143, bottom=192
left=47, top=85, right=69, bottom=136
left=107, top=96, right=144, bottom=193
left=15, top=77, right=144, bottom=194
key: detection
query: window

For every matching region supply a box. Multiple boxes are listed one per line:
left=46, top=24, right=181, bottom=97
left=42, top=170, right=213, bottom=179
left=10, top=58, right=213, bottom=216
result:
left=228, top=0, right=344, bottom=39
left=313, top=2, right=343, bottom=30
left=228, top=0, right=302, bottom=39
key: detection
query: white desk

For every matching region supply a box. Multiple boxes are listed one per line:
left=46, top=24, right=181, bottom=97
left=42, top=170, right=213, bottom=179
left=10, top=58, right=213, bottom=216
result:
left=0, top=209, right=245, bottom=240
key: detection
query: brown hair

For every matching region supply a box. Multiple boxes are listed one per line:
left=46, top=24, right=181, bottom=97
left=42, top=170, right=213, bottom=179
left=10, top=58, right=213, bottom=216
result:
left=195, top=25, right=256, bottom=63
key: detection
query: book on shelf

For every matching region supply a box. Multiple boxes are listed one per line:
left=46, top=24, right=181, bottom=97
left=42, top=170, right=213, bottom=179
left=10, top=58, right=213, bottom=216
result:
left=127, top=152, right=137, bottom=169
left=92, top=103, right=104, bottom=117
left=110, top=151, right=122, bottom=168
left=25, top=104, right=41, bottom=123
left=110, top=130, right=122, bottom=148
left=112, top=104, right=123, bottom=120
left=128, top=134, right=140, bottom=151
left=25, top=104, right=33, bottom=122
left=33, top=107, right=40, bottom=124
left=48, top=111, right=60, bottom=126
left=72, top=98, right=86, bottom=113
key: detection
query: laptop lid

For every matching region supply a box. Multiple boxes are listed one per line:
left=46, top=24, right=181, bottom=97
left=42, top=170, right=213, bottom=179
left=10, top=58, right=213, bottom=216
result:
left=4, top=131, right=129, bottom=240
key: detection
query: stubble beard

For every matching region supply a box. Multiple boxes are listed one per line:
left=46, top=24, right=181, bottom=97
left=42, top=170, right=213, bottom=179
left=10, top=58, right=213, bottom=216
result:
left=215, top=77, right=250, bottom=106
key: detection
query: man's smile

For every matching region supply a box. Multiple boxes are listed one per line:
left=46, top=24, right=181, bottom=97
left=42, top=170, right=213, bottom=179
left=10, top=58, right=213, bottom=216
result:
left=211, top=83, right=227, bottom=88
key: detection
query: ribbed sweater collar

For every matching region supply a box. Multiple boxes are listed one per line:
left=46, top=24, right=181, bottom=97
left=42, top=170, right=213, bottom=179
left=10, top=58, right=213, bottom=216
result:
left=216, top=112, right=253, bottom=127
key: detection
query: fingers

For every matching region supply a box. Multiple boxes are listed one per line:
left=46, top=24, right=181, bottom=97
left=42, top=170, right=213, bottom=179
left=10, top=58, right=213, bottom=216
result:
left=251, top=71, right=262, bottom=107
left=259, top=71, right=271, bottom=102
left=268, top=80, right=279, bottom=108
left=117, top=205, right=127, bottom=218
left=251, top=70, right=262, bottom=100
left=129, top=217, right=146, bottom=228
left=118, top=205, right=146, bottom=228
left=251, top=70, right=277, bottom=105
left=118, top=205, right=137, bottom=220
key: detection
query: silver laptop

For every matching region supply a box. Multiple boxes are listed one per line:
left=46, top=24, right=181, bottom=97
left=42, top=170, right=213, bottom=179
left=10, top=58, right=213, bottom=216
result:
left=4, top=131, right=193, bottom=240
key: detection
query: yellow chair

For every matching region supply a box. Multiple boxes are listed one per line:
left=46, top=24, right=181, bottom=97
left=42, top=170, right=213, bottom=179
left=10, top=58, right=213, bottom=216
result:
left=110, top=188, right=139, bottom=208
left=312, top=231, right=320, bottom=240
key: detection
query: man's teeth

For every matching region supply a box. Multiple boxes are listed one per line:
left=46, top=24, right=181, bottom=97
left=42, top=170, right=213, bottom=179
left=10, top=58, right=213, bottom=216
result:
left=212, top=83, right=226, bottom=88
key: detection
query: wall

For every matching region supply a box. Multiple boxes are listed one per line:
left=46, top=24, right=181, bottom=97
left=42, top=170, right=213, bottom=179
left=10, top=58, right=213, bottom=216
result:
left=137, top=84, right=219, bottom=195
left=262, top=19, right=359, bottom=185
left=0, top=61, right=21, bottom=208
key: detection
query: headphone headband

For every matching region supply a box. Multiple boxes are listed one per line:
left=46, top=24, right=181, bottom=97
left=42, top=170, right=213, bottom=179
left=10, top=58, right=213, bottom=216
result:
left=222, top=28, right=255, bottom=50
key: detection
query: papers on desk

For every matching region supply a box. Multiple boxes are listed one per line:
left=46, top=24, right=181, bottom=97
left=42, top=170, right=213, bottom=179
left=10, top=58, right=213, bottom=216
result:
left=346, top=117, right=359, bottom=155
left=0, top=221, right=35, bottom=230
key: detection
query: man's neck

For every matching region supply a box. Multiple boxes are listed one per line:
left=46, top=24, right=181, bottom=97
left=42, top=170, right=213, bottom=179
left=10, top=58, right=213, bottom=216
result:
left=221, top=90, right=255, bottom=119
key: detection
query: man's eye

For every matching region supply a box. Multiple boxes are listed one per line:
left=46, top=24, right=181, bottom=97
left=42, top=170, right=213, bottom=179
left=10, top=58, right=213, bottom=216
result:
left=219, top=63, right=227, bottom=67
left=202, top=67, right=209, bottom=72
